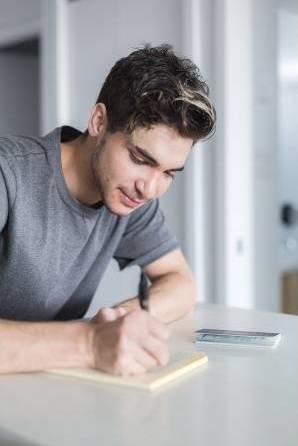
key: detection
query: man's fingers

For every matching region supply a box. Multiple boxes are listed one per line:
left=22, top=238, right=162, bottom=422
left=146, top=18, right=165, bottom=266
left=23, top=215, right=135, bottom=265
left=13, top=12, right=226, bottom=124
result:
left=129, top=341, right=161, bottom=370
left=142, top=335, right=170, bottom=367
left=122, top=309, right=170, bottom=342
left=114, top=306, right=128, bottom=318
left=114, top=340, right=166, bottom=375
left=120, top=311, right=170, bottom=369
left=92, top=309, right=171, bottom=376
left=118, top=358, right=147, bottom=376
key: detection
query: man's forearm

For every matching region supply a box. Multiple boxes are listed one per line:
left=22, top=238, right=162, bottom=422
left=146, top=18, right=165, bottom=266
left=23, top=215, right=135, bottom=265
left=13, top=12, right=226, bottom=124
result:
left=0, top=319, right=93, bottom=374
left=118, top=271, right=196, bottom=323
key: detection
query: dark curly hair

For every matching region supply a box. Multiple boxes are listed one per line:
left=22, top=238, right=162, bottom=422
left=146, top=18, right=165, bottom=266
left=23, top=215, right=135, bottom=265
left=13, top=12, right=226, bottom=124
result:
left=94, top=44, right=216, bottom=142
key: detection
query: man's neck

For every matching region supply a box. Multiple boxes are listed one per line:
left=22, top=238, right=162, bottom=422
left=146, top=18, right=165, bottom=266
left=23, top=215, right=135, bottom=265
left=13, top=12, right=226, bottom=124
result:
left=60, top=134, right=103, bottom=206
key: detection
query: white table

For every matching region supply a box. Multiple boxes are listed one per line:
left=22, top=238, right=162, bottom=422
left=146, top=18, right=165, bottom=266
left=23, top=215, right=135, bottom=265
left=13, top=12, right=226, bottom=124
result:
left=0, top=303, right=297, bottom=446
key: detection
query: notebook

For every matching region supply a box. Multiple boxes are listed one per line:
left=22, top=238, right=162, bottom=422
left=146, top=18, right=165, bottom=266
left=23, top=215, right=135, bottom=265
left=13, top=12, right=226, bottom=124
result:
left=47, top=350, right=207, bottom=392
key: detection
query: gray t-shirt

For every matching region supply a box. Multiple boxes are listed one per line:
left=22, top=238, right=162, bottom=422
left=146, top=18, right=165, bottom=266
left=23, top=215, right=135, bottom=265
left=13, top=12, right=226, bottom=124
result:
left=0, top=126, right=179, bottom=321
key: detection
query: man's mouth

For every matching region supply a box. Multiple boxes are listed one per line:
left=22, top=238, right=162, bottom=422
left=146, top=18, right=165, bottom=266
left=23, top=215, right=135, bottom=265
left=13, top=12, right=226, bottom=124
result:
left=119, top=189, right=145, bottom=208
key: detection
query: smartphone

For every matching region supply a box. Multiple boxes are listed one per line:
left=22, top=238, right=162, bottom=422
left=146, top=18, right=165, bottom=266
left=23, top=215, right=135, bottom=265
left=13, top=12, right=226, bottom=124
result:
left=195, top=328, right=281, bottom=347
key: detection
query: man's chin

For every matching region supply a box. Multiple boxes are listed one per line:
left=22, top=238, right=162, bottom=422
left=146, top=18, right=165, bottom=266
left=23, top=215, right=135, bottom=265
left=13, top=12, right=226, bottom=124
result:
left=104, top=201, right=136, bottom=217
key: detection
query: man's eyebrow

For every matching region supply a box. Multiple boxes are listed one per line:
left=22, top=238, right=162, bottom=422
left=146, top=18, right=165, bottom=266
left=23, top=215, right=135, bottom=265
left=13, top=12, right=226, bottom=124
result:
left=130, top=144, right=185, bottom=172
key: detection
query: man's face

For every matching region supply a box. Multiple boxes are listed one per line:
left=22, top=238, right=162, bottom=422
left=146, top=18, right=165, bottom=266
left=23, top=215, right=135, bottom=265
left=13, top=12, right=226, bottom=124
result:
left=91, top=124, right=193, bottom=216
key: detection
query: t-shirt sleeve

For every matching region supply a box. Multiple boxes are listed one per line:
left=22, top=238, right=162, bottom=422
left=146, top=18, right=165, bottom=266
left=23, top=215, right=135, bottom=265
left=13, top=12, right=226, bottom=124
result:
left=0, top=167, right=8, bottom=232
left=113, top=199, right=179, bottom=270
left=0, top=150, right=17, bottom=233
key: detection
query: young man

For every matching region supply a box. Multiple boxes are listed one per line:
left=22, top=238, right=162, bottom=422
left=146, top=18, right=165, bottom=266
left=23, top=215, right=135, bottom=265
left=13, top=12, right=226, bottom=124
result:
left=0, top=45, right=215, bottom=376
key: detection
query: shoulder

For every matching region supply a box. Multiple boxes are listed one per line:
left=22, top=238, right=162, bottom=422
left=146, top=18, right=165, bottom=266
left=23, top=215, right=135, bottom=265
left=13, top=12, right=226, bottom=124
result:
left=0, top=135, right=22, bottom=161
left=0, top=127, right=60, bottom=162
left=0, top=130, right=58, bottom=203
left=0, top=136, right=19, bottom=192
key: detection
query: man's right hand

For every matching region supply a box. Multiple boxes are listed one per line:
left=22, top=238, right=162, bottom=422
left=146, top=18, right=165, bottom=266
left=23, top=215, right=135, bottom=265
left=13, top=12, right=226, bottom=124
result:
left=90, top=306, right=128, bottom=324
left=0, top=309, right=169, bottom=375
left=89, top=309, right=170, bottom=376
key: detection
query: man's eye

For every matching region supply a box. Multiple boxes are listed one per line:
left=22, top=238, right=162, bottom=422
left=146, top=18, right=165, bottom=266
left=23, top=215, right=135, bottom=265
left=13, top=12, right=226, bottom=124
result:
left=129, top=153, right=146, bottom=165
left=165, top=171, right=175, bottom=179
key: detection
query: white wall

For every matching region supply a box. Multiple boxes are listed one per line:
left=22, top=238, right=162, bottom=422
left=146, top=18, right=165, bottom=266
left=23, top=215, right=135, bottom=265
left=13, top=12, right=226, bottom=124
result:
left=0, top=52, right=40, bottom=135
left=0, top=1, right=41, bottom=136
left=0, top=0, right=40, bottom=27
left=0, top=0, right=40, bottom=44
left=252, top=0, right=279, bottom=311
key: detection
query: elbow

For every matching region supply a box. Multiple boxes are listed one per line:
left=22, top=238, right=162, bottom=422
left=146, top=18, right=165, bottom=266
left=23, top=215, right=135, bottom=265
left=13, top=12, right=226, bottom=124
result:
left=181, top=271, right=197, bottom=315
left=188, top=275, right=197, bottom=313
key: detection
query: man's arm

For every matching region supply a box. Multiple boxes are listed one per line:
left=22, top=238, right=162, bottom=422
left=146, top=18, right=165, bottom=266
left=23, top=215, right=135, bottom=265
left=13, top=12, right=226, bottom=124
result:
left=0, top=319, right=92, bottom=373
left=0, top=312, right=169, bottom=375
left=115, top=249, right=197, bottom=323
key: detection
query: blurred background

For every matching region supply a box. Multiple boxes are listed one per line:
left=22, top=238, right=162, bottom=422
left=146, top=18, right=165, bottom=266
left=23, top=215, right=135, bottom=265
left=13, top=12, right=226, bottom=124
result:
left=0, top=0, right=297, bottom=315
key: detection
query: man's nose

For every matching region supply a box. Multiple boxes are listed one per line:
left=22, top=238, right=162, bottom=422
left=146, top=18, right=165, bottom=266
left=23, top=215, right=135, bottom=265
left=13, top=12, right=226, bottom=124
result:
left=135, top=171, right=160, bottom=200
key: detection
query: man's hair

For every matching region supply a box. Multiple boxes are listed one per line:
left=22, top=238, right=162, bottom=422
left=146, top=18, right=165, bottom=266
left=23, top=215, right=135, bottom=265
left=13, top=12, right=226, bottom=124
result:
left=95, top=44, right=216, bottom=142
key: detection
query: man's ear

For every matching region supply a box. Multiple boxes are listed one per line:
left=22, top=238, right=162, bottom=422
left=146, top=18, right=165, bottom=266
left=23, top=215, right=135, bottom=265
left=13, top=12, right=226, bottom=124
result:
left=87, top=103, right=108, bottom=137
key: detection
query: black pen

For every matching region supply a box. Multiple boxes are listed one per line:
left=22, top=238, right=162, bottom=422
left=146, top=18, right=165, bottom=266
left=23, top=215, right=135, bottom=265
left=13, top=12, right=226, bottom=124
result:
left=138, top=270, right=150, bottom=312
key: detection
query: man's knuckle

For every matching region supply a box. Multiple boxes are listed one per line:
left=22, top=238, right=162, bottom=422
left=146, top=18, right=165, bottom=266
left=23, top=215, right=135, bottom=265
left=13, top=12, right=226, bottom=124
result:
left=120, top=315, right=129, bottom=328
left=128, top=309, right=141, bottom=321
